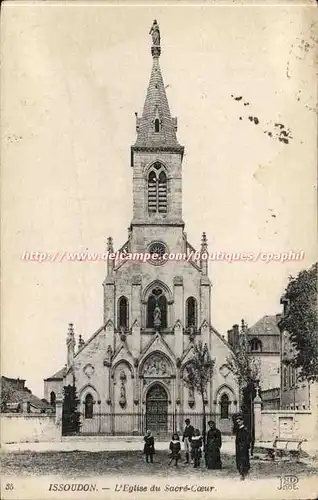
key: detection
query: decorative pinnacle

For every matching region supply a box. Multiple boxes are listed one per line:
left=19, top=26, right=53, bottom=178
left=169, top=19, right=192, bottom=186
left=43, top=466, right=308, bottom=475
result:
left=240, top=319, right=248, bottom=333
left=201, top=232, right=208, bottom=252
left=107, top=236, right=114, bottom=253
left=78, top=334, right=85, bottom=350
left=66, top=323, right=75, bottom=346
left=149, top=19, right=161, bottom=58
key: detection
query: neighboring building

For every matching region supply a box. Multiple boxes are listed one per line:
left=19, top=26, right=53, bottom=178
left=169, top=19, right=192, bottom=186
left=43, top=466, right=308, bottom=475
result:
left=1, top=376, right=52, bottom=413
left=279, top=297, right=318, bottom=411
left=44, top=23, right=239, bottom=436
left=228, top=315, right=281, bottom=409
left=246, top=315, right=281, bottom=393
left=43, top=367, right=67, bottom=407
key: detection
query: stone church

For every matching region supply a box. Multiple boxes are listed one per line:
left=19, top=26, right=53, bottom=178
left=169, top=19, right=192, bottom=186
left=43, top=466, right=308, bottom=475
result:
left=44, top=21, right=239, bottom=436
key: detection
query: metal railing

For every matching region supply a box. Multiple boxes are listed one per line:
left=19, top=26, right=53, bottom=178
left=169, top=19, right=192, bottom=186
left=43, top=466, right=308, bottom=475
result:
left=63, top=411, right=234, bottom=436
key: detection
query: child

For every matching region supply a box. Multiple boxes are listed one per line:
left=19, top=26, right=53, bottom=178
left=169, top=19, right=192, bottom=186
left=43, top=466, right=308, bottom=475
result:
left=143, top=430, right=155, bottom=463
left=190, top=429, right=203, bottom=468
left=169, top=433, right=181, bottom=467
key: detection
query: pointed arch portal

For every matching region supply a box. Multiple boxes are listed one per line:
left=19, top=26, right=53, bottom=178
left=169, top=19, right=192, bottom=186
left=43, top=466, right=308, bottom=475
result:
left=146, top=383, right=168, bottom=435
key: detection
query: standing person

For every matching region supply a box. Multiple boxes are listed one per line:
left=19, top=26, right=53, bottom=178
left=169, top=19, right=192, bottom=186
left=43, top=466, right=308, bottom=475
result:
left=143, top=430, right=155, bottom=463
left=235, top=417, right=251, bottom=480
left=190, top=429, right=203, bottom=468
left=168, top=433, right=181, bottom=467
left=182, top=418, right=194, bottom=464
left=205, top=420, right=222, bottom=469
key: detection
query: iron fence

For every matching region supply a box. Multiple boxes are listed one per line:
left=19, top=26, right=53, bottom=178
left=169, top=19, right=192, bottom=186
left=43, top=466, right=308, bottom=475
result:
left=63, top=411, right=234, bottom=437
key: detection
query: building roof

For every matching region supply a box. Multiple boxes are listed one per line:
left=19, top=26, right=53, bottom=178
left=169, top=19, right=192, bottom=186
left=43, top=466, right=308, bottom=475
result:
left=44, top=366, right=67, bottom=381
left=1, top=376, right=53, bottom=411
left=134, top=49, right=182, bottom=149
left=8, top=390, right=52, bottom=410
left=248, top=315, right=280, bottom=337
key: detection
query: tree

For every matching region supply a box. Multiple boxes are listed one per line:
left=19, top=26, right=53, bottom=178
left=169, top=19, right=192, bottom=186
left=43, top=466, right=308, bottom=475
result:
left=183, top=340, right=215, bottom=446
left=0, top=378, right=14, bottom=412
left=226, top=320, right=260, bottom=395
left=279, top=262, right=318, bottom=382
left=62, top=385, right=81, bottom=435
left=226, top=320, right=260, bottom=452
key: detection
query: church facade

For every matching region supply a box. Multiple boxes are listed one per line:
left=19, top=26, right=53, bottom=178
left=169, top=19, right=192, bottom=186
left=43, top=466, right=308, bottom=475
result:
left=44, top=22, right=239, bottom=436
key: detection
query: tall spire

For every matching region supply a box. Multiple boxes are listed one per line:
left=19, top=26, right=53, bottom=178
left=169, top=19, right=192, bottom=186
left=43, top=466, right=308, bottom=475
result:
left=133, top=20, right=182, bottom=151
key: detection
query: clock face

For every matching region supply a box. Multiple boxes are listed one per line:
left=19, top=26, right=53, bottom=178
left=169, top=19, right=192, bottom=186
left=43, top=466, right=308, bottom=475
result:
left=148, top=241, right=167, bottom=265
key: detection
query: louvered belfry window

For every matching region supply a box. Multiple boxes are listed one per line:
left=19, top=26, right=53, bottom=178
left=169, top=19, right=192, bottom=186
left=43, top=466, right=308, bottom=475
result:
left=148, top=163, right=167, bottom=214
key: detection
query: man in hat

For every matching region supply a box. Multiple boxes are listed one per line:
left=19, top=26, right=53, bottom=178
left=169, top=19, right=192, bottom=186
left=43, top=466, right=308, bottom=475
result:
left=234, top=416, right=251, bottom=480
left=182, top=418, right=194, bottom=464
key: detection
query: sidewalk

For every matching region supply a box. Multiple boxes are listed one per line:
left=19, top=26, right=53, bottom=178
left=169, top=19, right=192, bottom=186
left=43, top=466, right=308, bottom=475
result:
left=1, top=438, right=236, bottom=455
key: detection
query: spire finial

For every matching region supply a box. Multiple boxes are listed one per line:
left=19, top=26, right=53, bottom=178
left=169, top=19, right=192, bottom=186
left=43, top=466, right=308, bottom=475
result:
left=107, top=236, right=114, bottom=253
left=78, top=334, right=85, bottom=350
left=66, top=323, right=75, bottom=367
left=240, top=319, right=248, bottom=333
left=149, top=19, right=161, bottom=58
left=201, top=232, right=208, bottom=252
left=67, top=323, right=75, bottom=345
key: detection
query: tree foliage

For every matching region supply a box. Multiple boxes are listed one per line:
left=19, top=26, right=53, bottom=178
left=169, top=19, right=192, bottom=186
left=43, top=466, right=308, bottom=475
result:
left=62, top=385, right=81, bottom=435
left=183, top=340, right=215, bottom=443
left=226, top=321, right=261, bottom=390
left=0, top=379, right=14, bottom=412
left=279, top=262, right=318, bottom=382
left=226, top=321, right=260, bottom=447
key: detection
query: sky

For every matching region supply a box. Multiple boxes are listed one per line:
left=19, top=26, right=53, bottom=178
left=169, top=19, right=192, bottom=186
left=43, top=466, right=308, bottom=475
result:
left=1, top=2, right=317, bottom=397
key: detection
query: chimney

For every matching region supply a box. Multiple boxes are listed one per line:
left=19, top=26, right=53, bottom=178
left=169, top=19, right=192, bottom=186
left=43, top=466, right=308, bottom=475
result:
left=227, top=329, right=234, bottom=348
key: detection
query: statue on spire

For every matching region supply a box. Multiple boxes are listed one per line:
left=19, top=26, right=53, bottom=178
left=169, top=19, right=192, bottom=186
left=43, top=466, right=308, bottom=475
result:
left=149, top=19, right=160, bottom=46
left=149, top=19, right=161, bottom=57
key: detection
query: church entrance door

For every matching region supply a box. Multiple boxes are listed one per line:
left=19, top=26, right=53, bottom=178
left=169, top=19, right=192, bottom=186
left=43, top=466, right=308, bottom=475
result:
left=145, top=384, right=168, bottom=435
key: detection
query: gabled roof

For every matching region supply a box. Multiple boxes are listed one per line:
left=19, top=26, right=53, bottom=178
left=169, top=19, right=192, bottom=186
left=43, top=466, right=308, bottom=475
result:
left=44, top=366, right=67, bottom=381
left=248, top=315, right=280, bottom=337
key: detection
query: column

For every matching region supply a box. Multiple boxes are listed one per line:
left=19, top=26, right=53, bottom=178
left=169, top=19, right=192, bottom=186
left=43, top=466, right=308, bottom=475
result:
left=103, top=279, right=115, bottom=325
left=200, top=277, right=211, bottom=346
left=173, top=276, right=184, bottom=357
left=131, top=275, right=141, bottom=357
left=55, top=392, right=63, bottom=441
left=254, top=390, right=262, bottom=441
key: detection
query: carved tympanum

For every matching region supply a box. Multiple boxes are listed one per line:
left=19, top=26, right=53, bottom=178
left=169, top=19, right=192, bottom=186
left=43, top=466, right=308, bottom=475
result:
left=143, top=354, right=170, bottom=377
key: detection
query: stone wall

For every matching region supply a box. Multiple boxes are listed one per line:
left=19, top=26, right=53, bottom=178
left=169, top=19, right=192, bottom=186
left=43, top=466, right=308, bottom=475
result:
left=255, top=408, right=315, bottom=442
left=255, top=354, right=280, bottom=391
left=1, top=413, right=62, bottom=444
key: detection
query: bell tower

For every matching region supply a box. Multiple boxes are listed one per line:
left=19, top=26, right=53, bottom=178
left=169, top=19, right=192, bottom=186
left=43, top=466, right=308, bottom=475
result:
left=131, top=19, right=185, bottom=228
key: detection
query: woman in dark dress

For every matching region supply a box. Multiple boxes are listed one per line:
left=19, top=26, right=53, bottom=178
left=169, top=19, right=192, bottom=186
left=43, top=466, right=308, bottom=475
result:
left=234, top=417, right=251, bottom=480
left=205, top=420, right=222, bottom=469
left=143, top=430, right=155, bottom=463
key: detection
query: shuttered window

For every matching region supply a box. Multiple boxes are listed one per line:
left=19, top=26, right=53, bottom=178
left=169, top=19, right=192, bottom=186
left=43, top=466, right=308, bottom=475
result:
left=148, top=164, right=167, bottom=214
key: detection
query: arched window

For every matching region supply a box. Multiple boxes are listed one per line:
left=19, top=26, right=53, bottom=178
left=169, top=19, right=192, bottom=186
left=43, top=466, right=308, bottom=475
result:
left=250, top=337, right=262, bottom=352
left=148, top=171, right=157, bottom=213
left=158, top=171, right=167, bottom=213
left=186, top=297, right=197, bottom=328
left=84, top=394, right=94, bottom=419
left=220, top=393, right=230, bottom=419
left=291, top=367, right=295, bottom=387
left=154, top=118, right=160, bottom=133
left=118, top=296, right=129, bottom=329
left=147, top=163, right=167, bottom=215
left=50, top=391, right=56, bottom=407
left=283, top=365, right=288, bottom=388
left=147, top=287, right=167, bottom=329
